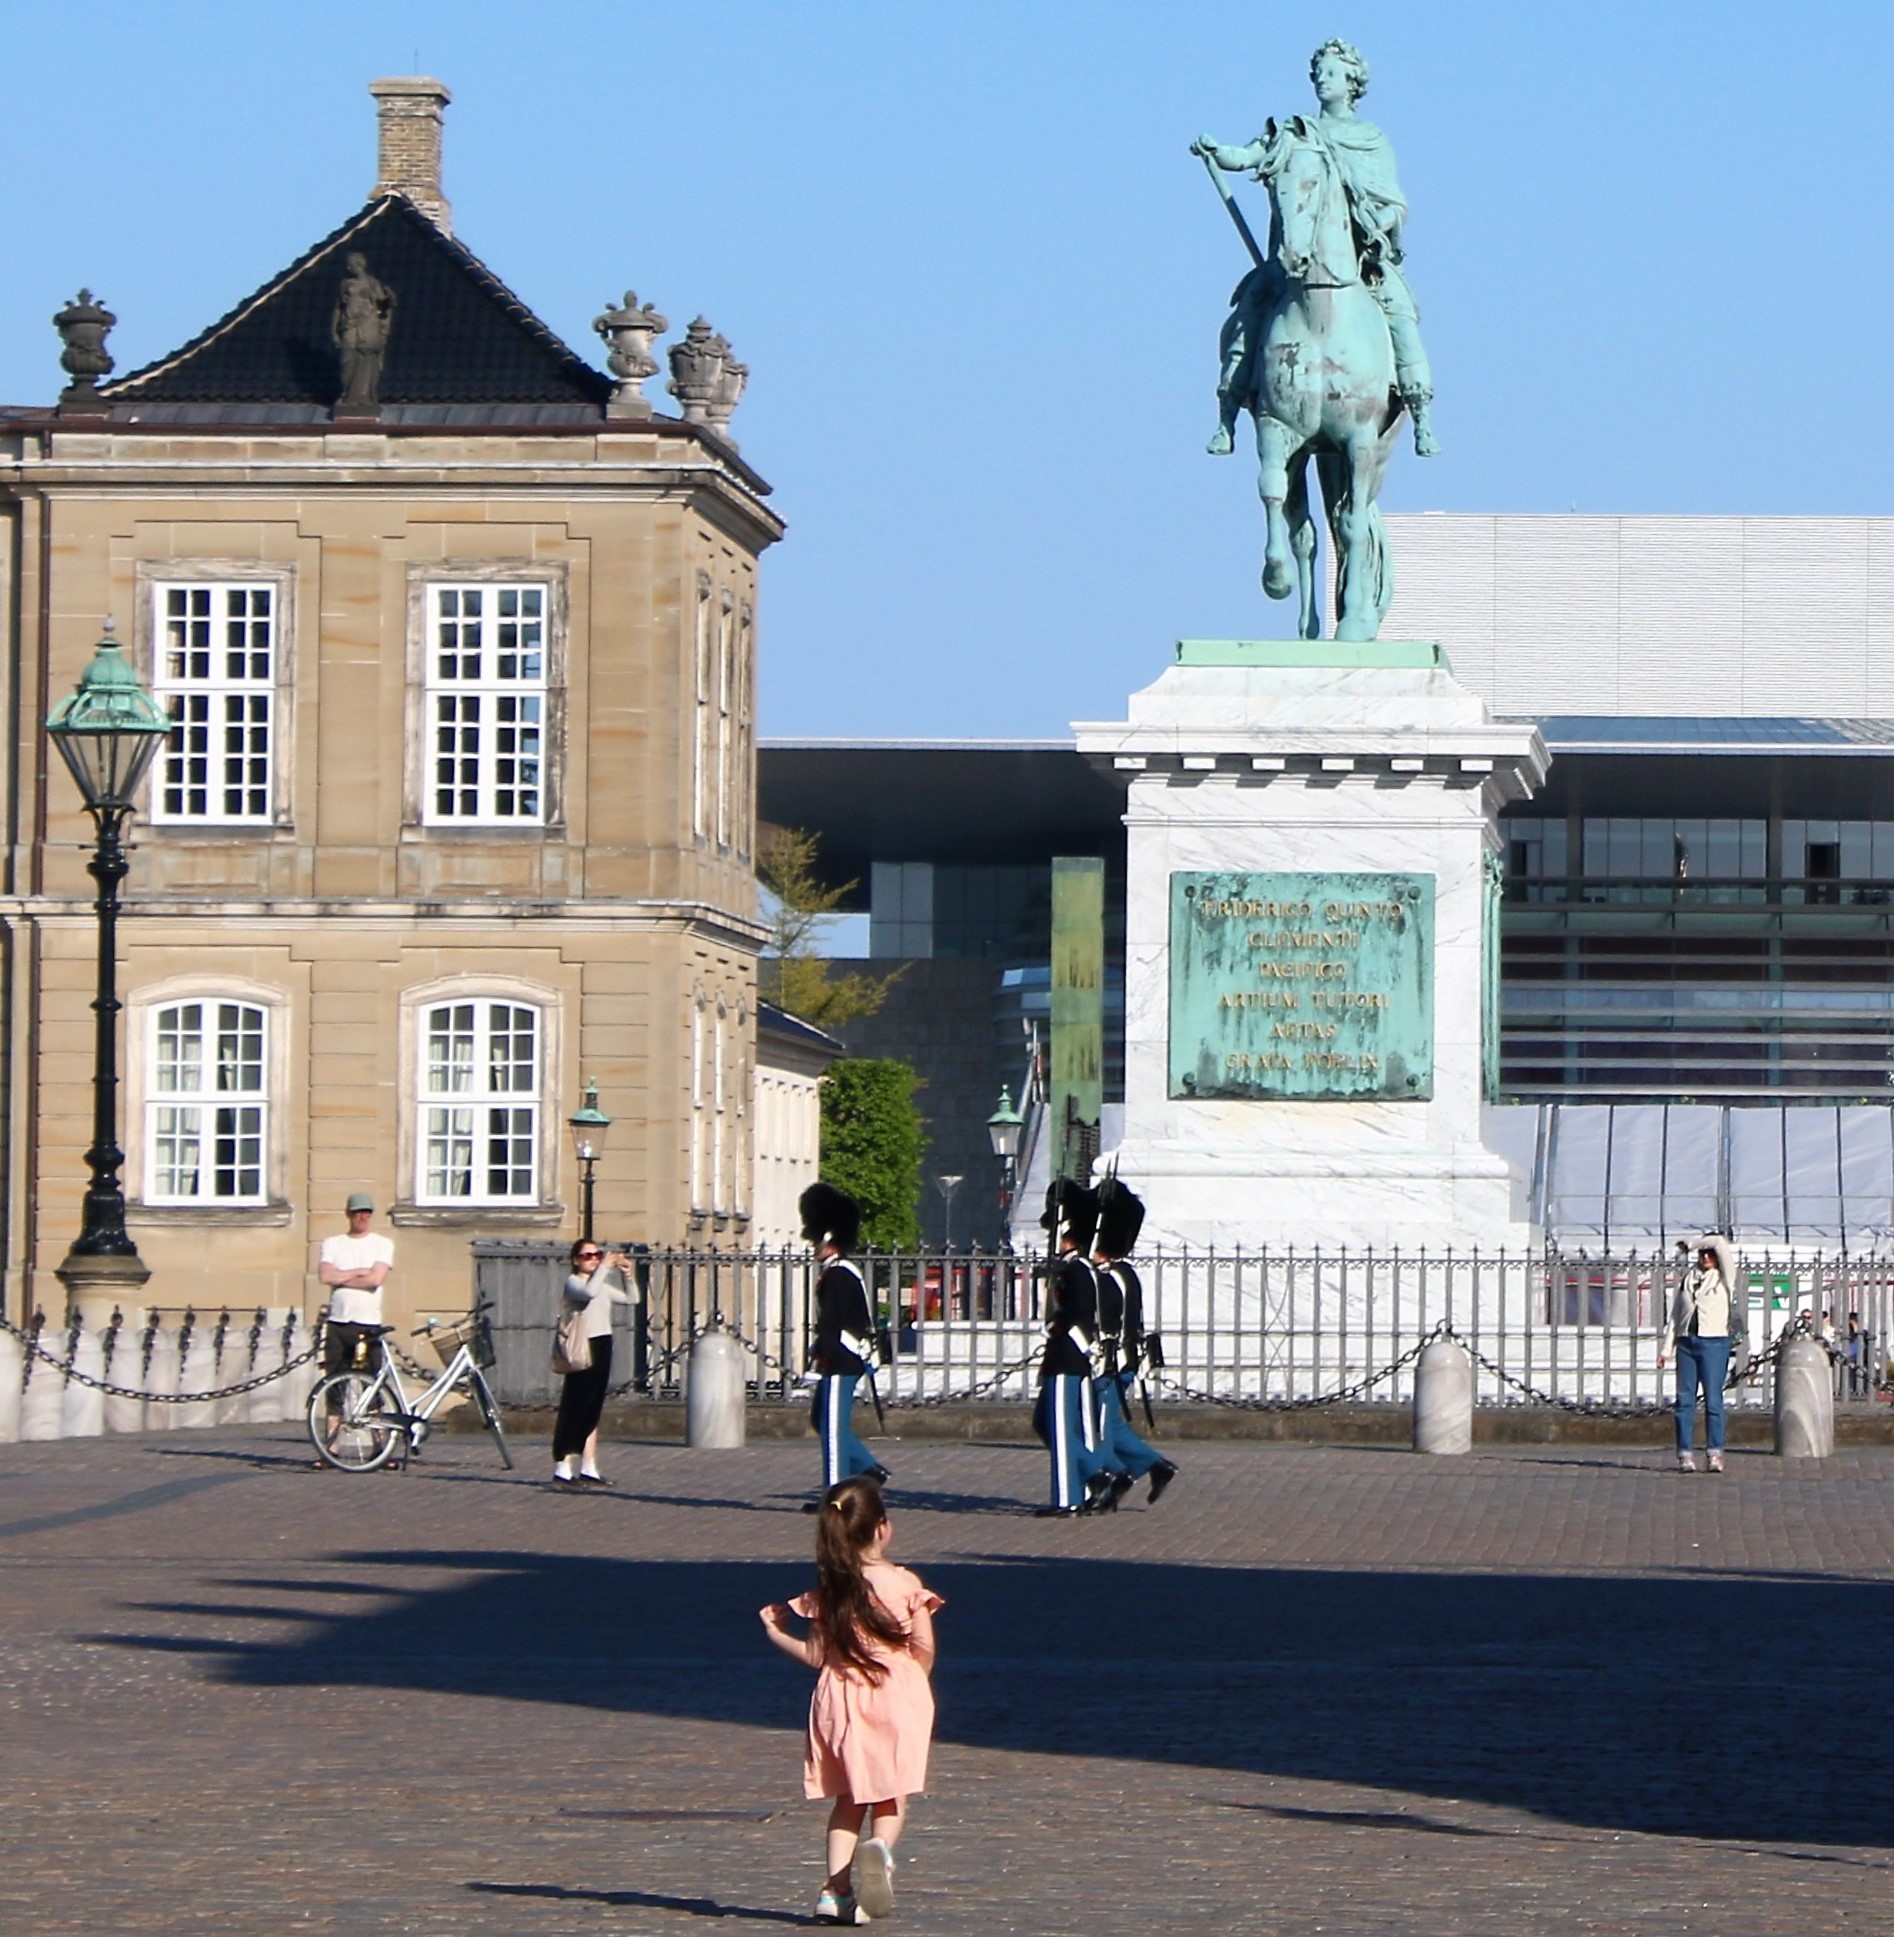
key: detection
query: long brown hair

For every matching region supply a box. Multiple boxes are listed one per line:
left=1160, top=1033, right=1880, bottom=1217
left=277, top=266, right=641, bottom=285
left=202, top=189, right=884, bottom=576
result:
left=810, top=1477, right=909, bottom=1682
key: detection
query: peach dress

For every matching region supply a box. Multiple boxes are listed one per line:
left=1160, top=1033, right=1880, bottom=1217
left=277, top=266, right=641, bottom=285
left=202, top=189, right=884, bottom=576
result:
left=786, top=1562, right=944, bottom=1802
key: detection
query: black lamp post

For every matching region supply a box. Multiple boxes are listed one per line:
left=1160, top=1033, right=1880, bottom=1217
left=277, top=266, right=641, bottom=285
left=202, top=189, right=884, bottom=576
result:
left=567, top=1080, right=612, bottom=1243
left=46, top=621, right=171, bottom=1297
left=985, top=1085, right=1024, bottom=1250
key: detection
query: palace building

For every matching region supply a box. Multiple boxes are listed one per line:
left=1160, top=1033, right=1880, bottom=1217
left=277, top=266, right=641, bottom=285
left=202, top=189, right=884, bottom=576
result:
left=0, top=78, right=782, bottom=1325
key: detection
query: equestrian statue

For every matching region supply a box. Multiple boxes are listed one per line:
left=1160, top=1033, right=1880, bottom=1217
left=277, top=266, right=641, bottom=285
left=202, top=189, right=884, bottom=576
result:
left=1193, top=39, right=1437, bottom=642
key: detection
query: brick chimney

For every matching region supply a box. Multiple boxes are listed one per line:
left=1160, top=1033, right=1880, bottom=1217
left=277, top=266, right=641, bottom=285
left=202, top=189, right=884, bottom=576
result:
left=368, top=77, right=452, bottom=232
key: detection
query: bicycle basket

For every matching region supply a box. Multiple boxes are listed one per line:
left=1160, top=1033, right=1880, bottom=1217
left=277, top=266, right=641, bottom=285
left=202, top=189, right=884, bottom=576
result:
left=418, top=1312, right=495, bottom=1370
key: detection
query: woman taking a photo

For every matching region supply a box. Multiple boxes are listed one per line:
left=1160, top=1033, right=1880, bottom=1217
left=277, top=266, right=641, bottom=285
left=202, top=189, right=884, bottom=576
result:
left=553, top=1240, right=637, bottom=1485
left=1661, top=1234, right=1740, bottom=1474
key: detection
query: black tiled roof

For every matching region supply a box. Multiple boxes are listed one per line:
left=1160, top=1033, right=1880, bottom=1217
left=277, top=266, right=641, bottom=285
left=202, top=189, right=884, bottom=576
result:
left=103, top=196, right=610, bottom=409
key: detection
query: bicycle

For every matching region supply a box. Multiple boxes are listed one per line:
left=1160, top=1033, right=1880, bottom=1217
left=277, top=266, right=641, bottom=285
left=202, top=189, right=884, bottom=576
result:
left=308, top=1306, right=514, bottom=1473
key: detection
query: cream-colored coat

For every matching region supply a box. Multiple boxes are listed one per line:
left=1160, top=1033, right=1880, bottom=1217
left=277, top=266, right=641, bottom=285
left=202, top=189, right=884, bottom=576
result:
left=1667, top=1235, right=1737, bottom=1350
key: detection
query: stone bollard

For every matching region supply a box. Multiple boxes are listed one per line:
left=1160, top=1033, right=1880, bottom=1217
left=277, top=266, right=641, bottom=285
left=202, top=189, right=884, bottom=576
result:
left=247, top=1312, right=286, bottom=1425
left=1775, top=1336, right=1835, bottom=1458
left=282, top=1316, right=322, bottom=1424
left=102, top=1315, right=147, bottom=1435
left=62, top=1320, right=104, bottom=1439
left=686, top=1329, right=747, bottom=1449
left=20, top=1319, right=64, bottom=1441
left=146, top=1324, right=181, bottom=1432
left=212, top=1311, right=252, bottom=1427
left=1413, top=1336, right=1475, bottom=1455
left=176, top=1315, right=217, bottom=1431
left=0, top=1326, right=20, bottom=1442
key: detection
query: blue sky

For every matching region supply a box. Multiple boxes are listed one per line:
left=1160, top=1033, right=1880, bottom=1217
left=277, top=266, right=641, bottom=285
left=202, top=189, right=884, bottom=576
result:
left=3, top=1, right=1890, bottom=738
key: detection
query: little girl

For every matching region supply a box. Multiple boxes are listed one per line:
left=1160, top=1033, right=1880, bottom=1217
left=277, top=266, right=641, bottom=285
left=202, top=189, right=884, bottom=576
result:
left=760, top=1475, right=943, bottom=1924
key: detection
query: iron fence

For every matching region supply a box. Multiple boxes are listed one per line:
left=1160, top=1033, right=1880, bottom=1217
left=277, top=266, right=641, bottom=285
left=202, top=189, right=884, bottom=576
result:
left=472, top=1240, right=1894, bottom=1411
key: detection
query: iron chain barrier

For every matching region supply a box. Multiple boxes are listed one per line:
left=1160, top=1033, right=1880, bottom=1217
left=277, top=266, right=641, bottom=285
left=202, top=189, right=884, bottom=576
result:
left=1, top=1307, right=321, bottom=1405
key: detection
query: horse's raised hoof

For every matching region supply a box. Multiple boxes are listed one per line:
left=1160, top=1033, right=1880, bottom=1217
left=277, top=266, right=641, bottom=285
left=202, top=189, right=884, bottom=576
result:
left=1206, top=426, right=1234, bottom=456
left=1262, top=560, right=1295, bottom=600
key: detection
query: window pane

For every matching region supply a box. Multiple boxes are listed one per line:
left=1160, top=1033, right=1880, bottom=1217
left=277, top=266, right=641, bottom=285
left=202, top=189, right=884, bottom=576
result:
left=416, top=998, right=542, bottom=1204
left=154, top=583, right=275, bottom=825
left=424, top=584, right=550, bottom=825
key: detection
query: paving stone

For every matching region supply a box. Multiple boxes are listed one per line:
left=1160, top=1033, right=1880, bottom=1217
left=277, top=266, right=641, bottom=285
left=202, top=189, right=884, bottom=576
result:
left=1, top=1427, right=1890, bottom=1933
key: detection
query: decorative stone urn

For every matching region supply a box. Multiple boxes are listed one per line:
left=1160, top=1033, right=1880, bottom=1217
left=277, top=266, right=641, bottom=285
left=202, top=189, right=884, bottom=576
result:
left=54, top=289, right=115, bottom=410
left=667, top=316, right=748, bottom=443
left=593, top=290, right=668, bottom=419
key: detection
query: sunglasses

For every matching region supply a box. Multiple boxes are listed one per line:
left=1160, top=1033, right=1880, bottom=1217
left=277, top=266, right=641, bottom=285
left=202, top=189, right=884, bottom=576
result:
left=575, top=1249, right=604, bottom=1261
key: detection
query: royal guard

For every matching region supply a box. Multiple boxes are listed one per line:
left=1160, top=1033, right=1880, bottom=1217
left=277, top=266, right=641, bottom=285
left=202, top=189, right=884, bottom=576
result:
left=800, top=1182, right=888, bottom=1510
left=1032, top=1180, right=1122, bottom=1516
left=1093, top=1175, right=1179, bottom=1505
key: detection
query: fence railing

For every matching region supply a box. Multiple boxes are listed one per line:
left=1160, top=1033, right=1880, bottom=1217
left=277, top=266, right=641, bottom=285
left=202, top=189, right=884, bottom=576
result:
left=474, top=1242, right=1894, bottom=1411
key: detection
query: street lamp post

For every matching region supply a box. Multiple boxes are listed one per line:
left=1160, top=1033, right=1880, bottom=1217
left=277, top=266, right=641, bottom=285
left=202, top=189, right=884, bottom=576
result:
left=567, top=1079, right=612, bottom=1243
left=46, top=622, right=172, bottom=1300
left=985, top=1085, right=1023, bottom=1250
left=935, top=1172, right=964, bottom=1253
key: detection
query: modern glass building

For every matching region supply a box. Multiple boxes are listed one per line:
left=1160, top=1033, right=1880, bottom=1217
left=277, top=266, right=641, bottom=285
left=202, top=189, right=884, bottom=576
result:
left=761, top=516, right=1894, bottom=1250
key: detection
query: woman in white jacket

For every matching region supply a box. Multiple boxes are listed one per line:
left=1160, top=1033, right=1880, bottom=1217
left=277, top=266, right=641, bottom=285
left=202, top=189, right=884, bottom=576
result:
left=1661, top=1234, right=1739, bottom=1474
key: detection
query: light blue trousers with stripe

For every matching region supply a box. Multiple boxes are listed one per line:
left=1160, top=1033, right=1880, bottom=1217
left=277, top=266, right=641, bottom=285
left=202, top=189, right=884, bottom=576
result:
left=814, top=1373, right=877, bottom=1488
left=1094, top=1371, right=1161, bottom=1480
left=1033, top=1374, right=1112, bottom=1510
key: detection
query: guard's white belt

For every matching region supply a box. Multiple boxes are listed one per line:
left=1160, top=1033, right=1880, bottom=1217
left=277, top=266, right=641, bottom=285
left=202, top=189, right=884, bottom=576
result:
left=839, top=1328, right=872, bottom=1364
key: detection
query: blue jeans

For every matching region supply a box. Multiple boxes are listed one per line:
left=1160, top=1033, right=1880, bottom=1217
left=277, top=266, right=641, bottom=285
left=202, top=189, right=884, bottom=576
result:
left=1674, top=1334, right=1731, bottom=1453
left=1094, top=1371, right=1161, bottom=1480
left=812, top=1374, right=877, bottom=1487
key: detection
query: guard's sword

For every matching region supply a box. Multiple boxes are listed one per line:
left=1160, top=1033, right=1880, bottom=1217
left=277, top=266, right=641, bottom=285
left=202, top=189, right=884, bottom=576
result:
left=1138, top=1374, right=1157, bottom=1434
left=1199, top=147, right=1267, bottom=271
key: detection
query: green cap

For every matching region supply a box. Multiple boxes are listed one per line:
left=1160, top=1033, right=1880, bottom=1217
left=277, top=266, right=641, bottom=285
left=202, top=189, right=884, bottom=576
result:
left=345, top=1192, right=374, bottom=1213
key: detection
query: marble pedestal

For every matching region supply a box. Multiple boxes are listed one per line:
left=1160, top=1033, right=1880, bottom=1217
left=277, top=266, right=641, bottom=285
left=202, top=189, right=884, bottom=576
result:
left=1076, top=642, right=1547, bottom=1254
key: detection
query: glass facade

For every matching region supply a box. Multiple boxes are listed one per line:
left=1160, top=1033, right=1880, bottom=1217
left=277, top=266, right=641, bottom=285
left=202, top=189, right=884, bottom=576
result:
left=1501, top=811, right=1894, bottom=1099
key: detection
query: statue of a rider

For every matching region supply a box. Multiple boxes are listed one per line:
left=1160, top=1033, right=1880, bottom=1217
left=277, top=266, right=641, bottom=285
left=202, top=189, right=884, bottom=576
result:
left=1193, top=38, right=1439, bottom=460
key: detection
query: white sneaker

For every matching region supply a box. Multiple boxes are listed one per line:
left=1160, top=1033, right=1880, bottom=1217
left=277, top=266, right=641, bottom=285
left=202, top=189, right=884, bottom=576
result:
left=813, top=1887, right=866, bottom=1924
left=1676, top=1451, right=1696, bottom=1473
left=855, top=1839, right=896, bottom=1918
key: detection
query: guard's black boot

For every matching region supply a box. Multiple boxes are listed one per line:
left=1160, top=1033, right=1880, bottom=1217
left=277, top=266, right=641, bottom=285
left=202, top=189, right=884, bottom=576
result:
left=1148, top=1459, right=1179, bottom=1505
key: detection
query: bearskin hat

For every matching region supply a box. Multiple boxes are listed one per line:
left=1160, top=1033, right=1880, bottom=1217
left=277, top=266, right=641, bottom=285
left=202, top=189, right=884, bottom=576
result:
left=799, top=1181, right=862, bottom=1252
left=1095, top=1174, right=1146, bottom=1260
left=1039, top=1178, right=1100, bottom=1252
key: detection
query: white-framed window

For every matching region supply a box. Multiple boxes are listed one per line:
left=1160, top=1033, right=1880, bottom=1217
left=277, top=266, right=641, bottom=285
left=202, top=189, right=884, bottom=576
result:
left=733, top=600, right=754, bottom=860
left=416, top=998, right=542, bottom=1203
left=715, top=590, right=733, bottom=849
left=424, top=583, right=548, bottom=825
left=144, top=999, right=269, bottom=1204
left=692, top=573, right=713, bottom=842
left=150, top=583, right=276, bottom=824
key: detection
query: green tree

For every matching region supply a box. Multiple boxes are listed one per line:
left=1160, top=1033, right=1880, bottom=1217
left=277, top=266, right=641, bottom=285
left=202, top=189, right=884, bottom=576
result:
left=756, top=825, right=903, bottom=1031
left=819, top=1059, right=924, bottom=1251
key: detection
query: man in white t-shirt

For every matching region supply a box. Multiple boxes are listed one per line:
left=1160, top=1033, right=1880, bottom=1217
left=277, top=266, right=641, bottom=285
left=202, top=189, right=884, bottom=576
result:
left=318, top=1192, right=395, bottom=1453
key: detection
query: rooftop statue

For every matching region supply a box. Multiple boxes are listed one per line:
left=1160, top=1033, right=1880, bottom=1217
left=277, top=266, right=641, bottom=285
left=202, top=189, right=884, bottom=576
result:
left=1193, top=40, right=1436, bottom=641
left=333, top=252, right=396, bottom=411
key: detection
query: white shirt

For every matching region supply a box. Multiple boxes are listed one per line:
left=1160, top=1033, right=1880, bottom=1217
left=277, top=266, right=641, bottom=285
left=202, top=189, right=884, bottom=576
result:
left=320, top=1231, right=395, bottom=1326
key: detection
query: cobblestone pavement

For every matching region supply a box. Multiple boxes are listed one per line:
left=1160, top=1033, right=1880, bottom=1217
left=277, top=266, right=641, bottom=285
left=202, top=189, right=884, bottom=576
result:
left=3, top=1426, right=1893, bottom=1935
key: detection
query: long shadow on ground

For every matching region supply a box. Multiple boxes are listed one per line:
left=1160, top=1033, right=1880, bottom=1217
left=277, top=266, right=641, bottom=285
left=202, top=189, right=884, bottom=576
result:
left=91, top=1550, right=1894, bottom=1848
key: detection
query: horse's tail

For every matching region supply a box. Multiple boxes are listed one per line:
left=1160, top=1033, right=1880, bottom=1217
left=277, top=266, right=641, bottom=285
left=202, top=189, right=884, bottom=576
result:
left=1363, top=502, right=1395, bottom=627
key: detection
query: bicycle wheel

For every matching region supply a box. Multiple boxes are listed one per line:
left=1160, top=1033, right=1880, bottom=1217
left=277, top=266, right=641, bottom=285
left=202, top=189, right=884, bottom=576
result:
left=469, top=1371, right=514, bottom=1471
left=309, top=1372, right=401, bottom=1472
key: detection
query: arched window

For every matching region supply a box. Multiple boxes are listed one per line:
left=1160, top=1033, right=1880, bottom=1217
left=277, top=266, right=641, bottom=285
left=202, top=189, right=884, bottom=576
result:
left=145, top=999, right=269, bottom=1203
left=415, top=997, right=543, bottom=1203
